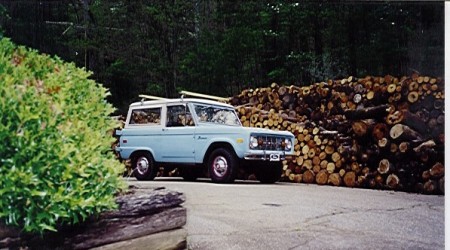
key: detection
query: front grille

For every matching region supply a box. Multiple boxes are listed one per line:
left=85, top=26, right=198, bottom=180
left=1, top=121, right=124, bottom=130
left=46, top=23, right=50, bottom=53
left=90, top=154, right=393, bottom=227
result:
left=256, top=135, right=285, bottom=151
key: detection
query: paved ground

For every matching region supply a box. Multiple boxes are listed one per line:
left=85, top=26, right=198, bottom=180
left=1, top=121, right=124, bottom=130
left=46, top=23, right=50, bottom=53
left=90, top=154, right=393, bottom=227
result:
left=127, top=178, right=445, bottom=250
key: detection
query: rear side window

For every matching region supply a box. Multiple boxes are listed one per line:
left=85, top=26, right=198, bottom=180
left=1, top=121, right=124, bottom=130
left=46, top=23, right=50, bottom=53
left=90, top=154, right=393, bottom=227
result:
left=129, top=107, right=161, bottom=125
left=167, top=105, right=195, bottom=127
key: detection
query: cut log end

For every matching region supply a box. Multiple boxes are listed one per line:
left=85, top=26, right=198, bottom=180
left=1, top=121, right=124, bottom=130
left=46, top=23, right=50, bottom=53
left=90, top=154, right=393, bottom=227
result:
left=343, top=171, right=356, bottom=187
left=378, top=159, right=390, bottom=174
left=430, top=162, right=444, bottom=178
left=386, top=174, right=400, bottom=189
left=389, top=124, right=422, bottom=141
left=328, top=173, right=342, bottom=186
left=352, top=121, right=368, bottom=137
left=302, top=170, right=315, bottom=184
left=407, top=91, right=419, bottom=103
left=316, top=170, right=329, bottom=185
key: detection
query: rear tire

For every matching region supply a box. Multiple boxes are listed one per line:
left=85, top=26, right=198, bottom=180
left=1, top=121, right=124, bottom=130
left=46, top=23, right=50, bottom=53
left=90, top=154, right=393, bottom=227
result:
left=207, top=148, right=238, bottom=183
left=132, top=152, right=157, bottom=181
left=256, top=162, right=282, bottom=184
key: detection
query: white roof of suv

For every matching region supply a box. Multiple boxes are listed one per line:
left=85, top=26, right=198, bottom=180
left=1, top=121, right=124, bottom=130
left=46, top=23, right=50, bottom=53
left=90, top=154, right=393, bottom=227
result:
left=130, top=98, right=234, bottom=108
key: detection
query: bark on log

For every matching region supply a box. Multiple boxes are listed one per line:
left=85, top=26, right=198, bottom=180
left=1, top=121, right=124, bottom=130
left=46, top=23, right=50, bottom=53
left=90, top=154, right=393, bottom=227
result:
left=401, top=110, right=429, bottom=135
left=69, top=207, right=186, bottom=249
left=68, top=188, right=186, bottom=249
left=413, top=140, right=436, bottom=153
left=389, top=124, right=422, bottom=141
left=91, top=228, right=187, bottom=250
left=344, top=104, right=389, bottom=120
left=110, top=189, right=185, bottom=217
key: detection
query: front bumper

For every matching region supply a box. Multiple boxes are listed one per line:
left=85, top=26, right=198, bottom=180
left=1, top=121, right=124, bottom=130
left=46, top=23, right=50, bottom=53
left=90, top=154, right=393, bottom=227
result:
left=244, top=151, right=292, bottom=161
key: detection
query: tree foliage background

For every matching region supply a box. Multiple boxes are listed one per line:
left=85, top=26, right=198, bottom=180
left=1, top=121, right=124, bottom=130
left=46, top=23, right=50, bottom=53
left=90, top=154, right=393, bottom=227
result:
left=0, top=1, right=444, bottom=114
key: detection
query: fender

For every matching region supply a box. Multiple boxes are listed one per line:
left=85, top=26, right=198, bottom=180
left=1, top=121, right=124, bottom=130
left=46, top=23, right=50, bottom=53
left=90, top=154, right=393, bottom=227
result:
left=196, top=136, right=247, bottom=163
left=119, top=146, right=156, bottom=161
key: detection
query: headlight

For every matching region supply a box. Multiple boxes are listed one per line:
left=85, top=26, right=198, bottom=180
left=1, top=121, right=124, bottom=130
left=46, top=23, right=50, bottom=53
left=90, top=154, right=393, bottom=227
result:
left=250, top=136, right=259, bottom=149
left=284, top=138, right=292, bottom=150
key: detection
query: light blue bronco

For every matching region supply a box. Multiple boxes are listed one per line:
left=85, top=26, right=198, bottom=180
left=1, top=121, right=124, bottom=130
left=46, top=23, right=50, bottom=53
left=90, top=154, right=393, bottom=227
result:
left=115, top=97, right=295, bottom=183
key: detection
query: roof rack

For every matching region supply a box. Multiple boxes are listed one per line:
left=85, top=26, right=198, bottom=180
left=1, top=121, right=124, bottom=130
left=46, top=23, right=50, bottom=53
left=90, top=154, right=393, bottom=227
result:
left=179, top=90, right=229, bottom=102
left=138, top=94, right=168, bottom=105
left=139, top=94, right=168, bottom=101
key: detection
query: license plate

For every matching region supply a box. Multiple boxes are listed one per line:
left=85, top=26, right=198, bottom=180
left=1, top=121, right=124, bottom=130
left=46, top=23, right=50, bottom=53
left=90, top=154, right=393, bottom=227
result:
left=269, top=154, right=280, bottom=161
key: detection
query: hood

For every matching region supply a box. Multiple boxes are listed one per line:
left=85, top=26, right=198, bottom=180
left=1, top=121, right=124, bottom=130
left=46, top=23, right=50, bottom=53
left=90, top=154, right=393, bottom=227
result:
left=241, top=126, right=294, bottom=137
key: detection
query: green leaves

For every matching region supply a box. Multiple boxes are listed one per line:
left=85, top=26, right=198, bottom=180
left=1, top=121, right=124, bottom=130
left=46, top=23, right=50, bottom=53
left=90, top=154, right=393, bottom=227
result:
left=0, top=37, right=125, bottom=234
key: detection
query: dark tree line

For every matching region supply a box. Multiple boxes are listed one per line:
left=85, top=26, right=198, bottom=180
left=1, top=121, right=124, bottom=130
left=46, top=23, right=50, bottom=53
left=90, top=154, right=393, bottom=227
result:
left=0, top=1, right=444, bottom=114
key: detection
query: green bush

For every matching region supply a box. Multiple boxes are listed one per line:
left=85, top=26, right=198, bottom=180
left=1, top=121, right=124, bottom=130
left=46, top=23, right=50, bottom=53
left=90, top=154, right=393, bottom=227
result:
left=0, top=38, right=125, bottom=233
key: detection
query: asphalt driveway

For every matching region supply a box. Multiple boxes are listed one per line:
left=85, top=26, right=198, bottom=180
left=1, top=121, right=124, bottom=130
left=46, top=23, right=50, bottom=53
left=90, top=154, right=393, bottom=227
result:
left=128, top=178, right=445, bottom=250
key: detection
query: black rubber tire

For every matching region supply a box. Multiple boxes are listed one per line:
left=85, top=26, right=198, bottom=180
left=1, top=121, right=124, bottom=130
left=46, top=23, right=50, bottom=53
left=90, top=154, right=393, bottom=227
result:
left=207, top=148, right=238, bottom=183
left=132, top=152, right=157, bottom=181
left=256, top=162, right=282, bottom=184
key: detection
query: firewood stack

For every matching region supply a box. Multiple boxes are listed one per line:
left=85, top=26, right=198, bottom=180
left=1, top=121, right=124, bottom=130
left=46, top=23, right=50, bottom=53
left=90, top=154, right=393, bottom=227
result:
left=229, top=74, right=445, bottom=194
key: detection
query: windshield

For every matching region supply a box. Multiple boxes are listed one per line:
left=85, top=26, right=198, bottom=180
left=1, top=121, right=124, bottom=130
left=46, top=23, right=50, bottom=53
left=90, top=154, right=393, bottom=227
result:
left=193, top=103, right=241, bottom=126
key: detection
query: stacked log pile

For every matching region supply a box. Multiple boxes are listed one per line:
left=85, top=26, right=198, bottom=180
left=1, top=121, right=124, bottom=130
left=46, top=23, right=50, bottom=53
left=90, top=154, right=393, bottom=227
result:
left=229, top=74, right=444, bottom=194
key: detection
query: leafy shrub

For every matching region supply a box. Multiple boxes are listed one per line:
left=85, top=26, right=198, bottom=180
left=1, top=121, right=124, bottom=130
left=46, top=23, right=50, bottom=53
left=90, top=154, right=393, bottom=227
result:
left=0, top=38, right=125, bottom=233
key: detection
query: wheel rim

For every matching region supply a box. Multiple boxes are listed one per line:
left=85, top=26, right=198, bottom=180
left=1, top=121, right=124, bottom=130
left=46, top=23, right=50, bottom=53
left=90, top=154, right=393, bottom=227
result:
left=136, top=156, right=150, bottom=175
left=212, top=156, right=228, bottom=178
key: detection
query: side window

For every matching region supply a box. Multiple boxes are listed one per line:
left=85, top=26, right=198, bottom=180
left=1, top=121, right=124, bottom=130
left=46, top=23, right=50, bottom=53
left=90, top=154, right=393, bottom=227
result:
left=167, top=105, right=194, bottom=127
left=129, top=108, right=161, bottom=125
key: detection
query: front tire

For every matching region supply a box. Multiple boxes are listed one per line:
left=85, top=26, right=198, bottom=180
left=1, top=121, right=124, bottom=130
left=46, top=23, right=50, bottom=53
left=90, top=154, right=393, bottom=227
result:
left=256, top=162, right=282, bottom=184
left=132, top=152, right=157, bottom=181
left=207, top=148, right=238, bottom=183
